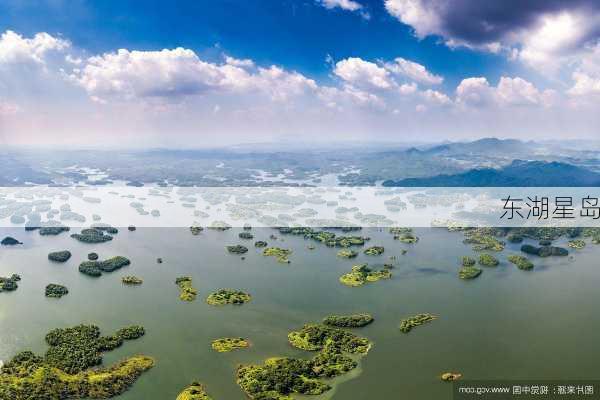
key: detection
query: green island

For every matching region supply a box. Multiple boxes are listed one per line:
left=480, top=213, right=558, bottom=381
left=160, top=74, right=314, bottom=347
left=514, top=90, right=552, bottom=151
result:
left=176, top=382, right=213, bottom=400
left=521, top=244, right=569, bottom=257
left=1, top=236, right=22, bottom=245
left=175, top=276, right=197, bottom=301
left=441, top=372, right=462, bottom=382
left=391, top=228, right=419, bottom=243
left=461, top=256, right=476, bottom=267
left=340, top=264, right=391, bottom=287
left=70, top=228, right=113, bottom=243
left=399, top=314, right=437, bottom=333
left=363, top=246, right=384, bottom=256
left=211, top=337, right=250, bottom=352
left=122, top=275, right=143, bottom=285
left=48, top=250, right=72, bottom=262
left=0, top=324, right=153, bottom=400
left=88, top=252, right=99, bottom=260
left=568, top=239, right=586, bottom=249
left=459, top=265, right=482, bottom=279
left=45, top=284, right=69, bottom=298
left=0, top=274, right=21, bottom=292
left=279, top=227, right=368, bottom=248
left=226, top=245, right=248, bottom=254
left=263, top=247, right=292, bottom=263
left=507, top=255, right=534, bottom=270
left=206, top=289, right=251, bottom=305
left=337, top=248, right=358, bottom=258
left=478, top=253, right=499, bottom=267
left=462, top=229, right=505, bottom=251
left=78, top=256, right=131, bottom=277
left=254, top=240, right=268, bottom=247
left=236, top=322, right=372, bottom=399
left=190, top=225, right=204, bottom=235
left=239, top=231, right=254, bottom=239
left=323, top=313, right=374, bottom=328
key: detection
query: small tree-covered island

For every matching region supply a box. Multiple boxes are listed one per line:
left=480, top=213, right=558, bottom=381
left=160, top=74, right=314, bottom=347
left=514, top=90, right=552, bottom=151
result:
left=0, top=324, right=153, bottom=399
left=211, top=337, right=250, bottom=352
left=79, top=256, right=131, bottom=277
left=340, top=264, right=391, bottom=287
left=48, top=250, right=72, bottom=262
left=206, top=289, right=251, bottom=305
left=176, top=276, right=197, bottom=301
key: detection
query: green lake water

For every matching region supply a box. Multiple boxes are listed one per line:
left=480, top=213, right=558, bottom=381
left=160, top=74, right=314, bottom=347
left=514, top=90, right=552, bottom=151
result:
left=1, top=227, right=600, bottom=399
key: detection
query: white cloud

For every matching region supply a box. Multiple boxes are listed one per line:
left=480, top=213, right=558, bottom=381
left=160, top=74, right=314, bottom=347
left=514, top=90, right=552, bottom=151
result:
left=224, top=55, right=254, bottom=68
left=320, top=0, right=363, bottom=12
left=0, top=30, right=69, bottom=65
left=71, top=47, right=316, bottom=103
left=385, top=57, right=443, bottom=85
left=568, top=71, right=600, bottom=96
left=333, top=57, right=393, bottom=89
left=384, top=0, right=442, bottom=39
left=399, top=82, right=418, bottom=94
left=456, top=76, right=553, bottom=107
left=422, top=88, right=451, bottom=105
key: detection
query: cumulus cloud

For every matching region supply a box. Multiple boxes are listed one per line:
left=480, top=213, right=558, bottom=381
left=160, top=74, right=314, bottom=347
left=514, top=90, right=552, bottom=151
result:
left=70, top=47, right=316, bottom=103
left=0, top=30, right=69, bottom=65
left=385, top=57, right=443, bottom=85
left=333, top=57, right=393, bottom=89
left=318, top=0, right=369, bottom=18
left=456, top=76, right=554, bottom=107
left=384, top=0, right=600, bottom=73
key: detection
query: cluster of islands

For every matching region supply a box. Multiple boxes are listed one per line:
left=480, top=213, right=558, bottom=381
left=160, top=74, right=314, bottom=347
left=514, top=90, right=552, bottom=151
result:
left=1, top=222, right=600, bottom=399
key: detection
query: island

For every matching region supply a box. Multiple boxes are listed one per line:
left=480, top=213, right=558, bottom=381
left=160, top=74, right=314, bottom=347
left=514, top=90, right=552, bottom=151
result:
left=206, top=289, right=251, bottom=305
left=288, top=323, right=371, bottom=353
left=175, top=276, right=197, bottom=301
left=190, top=225, right=204, bottom=235
left=399, top=314, right=437, bottom=333
left=459, top=265, right=482, bottom=279
left=239, top=232, right=254, bottom=239
left=0, top=274, right=21, bottom=292
left=262, top=247, right=292, bottom=263
left=45, top=284, right=69, bottom=298
left=70, top=228, right=113, bottom=243
left=48, top=250, right=72, bottom=263
left=211, top=337, right=250, bottom=352
left=1, top=236, right=22, bottom=245
left=78, top=256, right=131, bottom=277
left=226, top=245, right=248, bottom=254
left=441, top=372, right=462, bottom=382
left=508, top=255, right=534, bottom=270
left=363, top=246, right=385, bottom=256
left=0, top=324, right=153, bottom=399
left=521, top=244, right=569, bottom=257
left=88, top=252, right=99, bottom=260
left=337, top=249, right=358, bottom=258
left=254, top=240, right=268, bottom=247
left=568, top=239, right=586, bottom=249
left=176, top=382, right=214, bottom=400
left=323, top=313, right=374, bottom=328
left=122, top=276, right=143, bottom=285
left=339, top=264, right=391, bottom=287
left=462, top=229, right=505, bottom=251
left=478, top=253, right=499, bottom=267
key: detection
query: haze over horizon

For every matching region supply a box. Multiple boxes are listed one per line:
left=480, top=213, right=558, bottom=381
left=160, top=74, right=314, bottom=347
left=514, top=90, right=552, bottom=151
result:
left=2, top=0, right=600, bottom=147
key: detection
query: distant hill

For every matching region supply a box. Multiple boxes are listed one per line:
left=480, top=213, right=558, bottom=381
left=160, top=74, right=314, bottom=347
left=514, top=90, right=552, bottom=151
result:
left=382, top=160, right=600, bottom=187
left=416, top=138, right=532, bottom=157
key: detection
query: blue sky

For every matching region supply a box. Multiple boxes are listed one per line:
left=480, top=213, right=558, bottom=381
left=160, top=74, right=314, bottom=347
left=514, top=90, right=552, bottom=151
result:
left=0, top=0, right=599, bottom=147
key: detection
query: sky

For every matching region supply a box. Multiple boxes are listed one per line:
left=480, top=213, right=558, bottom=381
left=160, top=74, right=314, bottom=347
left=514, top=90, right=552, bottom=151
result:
left=0, top=0, right=599, bottom=148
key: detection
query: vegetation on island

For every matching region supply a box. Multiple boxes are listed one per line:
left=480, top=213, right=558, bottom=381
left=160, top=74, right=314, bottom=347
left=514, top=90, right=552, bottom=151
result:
left=391, top=228, right=419, bottom=243
left=507, top=255, right=534, bottom=270
left=263, top=247, right=292, bottom=263
left=175, top=277, right=197, bottom=301
left=211, top=337, right=250, bottom=352
left=0, top=274, right=21, bottom=292
left=340, top=264, right=391, bottom=287
left=190, top=225, right=204, bottom=235
left=478, top=253, right=499, bottom=267
left=568, top=239, right=586, bottom=249
left=463, top=229, right=505, bottom=251
left=323, top=313, right=374, bottom=328
left=521, top=244, right=569, bottom=257
left=461, top=256, right=476, bottom=267
left=0, top=324, right=152, bottom=400
left=288, top=324, right=371, bottom=354
left=459, top=265, right=482, bottom=279
left=48, top=250, right=72, bottom=263
left=206, top=289, right=251, bottom=305
left=122, top=276, right=143, bottom=285
left=239, top=232, right=254, bottom=239
left=70, top=228, right=113, bottom=243
left=441, top=372, right=462, bottom=382
left=399, top=314, right=437, bottom=333
left=337, top=249, right=358, bottom=258
left=254, top=240, right=268, bottom=247
left=279, top=227, right=368, bottom=248
left=45, top=284, right=69, bottom=298
left=363, top=246, right=384, bottom=256
left=88, top=252, right=99, bottom=260
left=226, top=245, right=248, bottom=254
left=79, top=256, right=131, bottom=277
left=1, top=236, right=22, bottom=245
left=176, top=382, right=213, bottom=400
